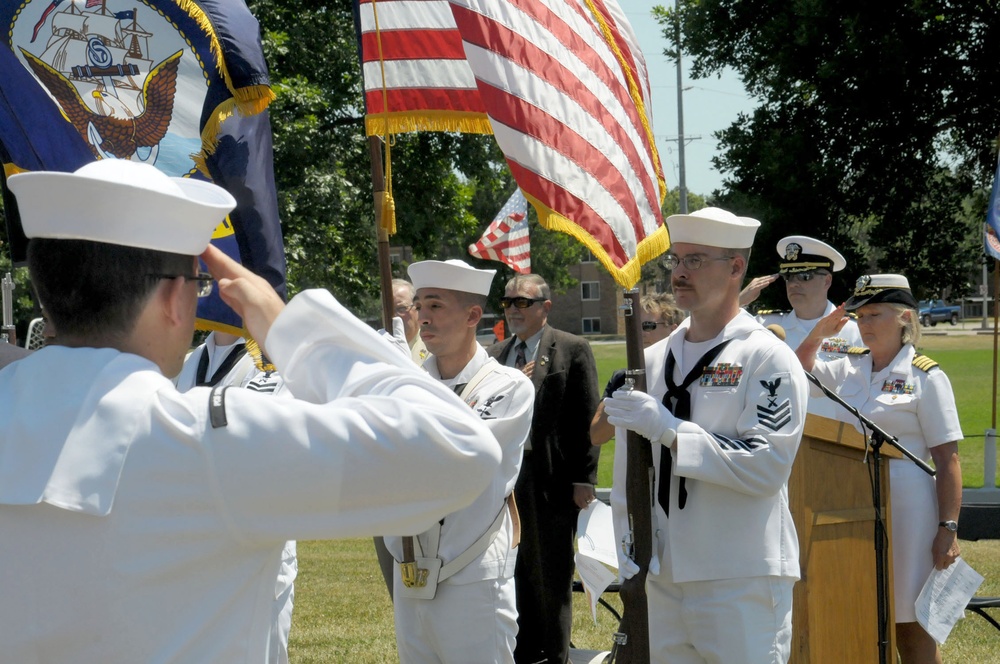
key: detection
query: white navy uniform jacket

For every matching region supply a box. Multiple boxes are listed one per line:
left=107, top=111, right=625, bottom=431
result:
left=0, top=290, right=502, bottom=663
left=809, top=344, right=963, bottom=465
left=385, top=346, right=533, bottom=583
left=758, top=300, right=863, bottom=419
left=611, top=310, right=808, bottom=583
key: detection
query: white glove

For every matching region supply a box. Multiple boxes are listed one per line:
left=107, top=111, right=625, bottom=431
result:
left=618, top=556, right=640, bottom=581
left=378, top=316, right=411, bottom=359
left=604, top=388, right=679, bottom=445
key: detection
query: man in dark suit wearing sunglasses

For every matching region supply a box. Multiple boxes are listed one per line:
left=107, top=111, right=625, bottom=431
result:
left=488, top=273, right=599, bottom=664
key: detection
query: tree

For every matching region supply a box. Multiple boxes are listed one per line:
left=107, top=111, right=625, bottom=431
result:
left=654, top=1, right=998, bottom=303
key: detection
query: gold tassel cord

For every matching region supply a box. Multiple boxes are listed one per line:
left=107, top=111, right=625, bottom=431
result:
left=371, top=0, right=397, bottom=236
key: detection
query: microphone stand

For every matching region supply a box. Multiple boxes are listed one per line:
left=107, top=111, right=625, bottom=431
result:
left=804, top=371, right=934, bottom=664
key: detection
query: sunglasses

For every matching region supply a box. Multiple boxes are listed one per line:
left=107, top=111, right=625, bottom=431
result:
left=641, top=321, right=665, bottom=331
left=500, top=297, right=546, bottom=309
left=781, top=271, right=829, bottom=283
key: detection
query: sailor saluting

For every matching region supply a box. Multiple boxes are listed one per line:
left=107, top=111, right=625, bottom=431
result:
left=0, top=158, right=501, bottom=662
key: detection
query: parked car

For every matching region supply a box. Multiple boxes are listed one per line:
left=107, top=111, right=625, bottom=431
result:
left=918, top=299, right=961, bottom=326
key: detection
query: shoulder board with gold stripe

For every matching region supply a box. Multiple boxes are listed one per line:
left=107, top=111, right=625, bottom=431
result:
left=846, top=346, right=870, bottom=355
left=912, top=353, right=939, bottom=372
left=756, top=309, right=789, bottom=316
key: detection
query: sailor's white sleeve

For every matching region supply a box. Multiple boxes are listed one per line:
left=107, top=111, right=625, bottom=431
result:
left=189, top=289, right=503, bottom=541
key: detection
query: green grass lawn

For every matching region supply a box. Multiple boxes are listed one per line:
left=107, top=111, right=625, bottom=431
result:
left=288, top=333, right=1000, bottom=662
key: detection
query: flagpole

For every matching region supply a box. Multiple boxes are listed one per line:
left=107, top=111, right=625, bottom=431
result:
left=368, top=136, right=396, bottom=328
left=993, top=260, right=998, bottom=431
left=608, top=288, right=651, bottom=664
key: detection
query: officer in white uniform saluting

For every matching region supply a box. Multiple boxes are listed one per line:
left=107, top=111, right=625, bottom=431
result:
left=0, top=159, right=502, bottom=663
left=605, top=207, right=808, bottom=664
left=741, top=235, right=863, bottom=418
left=385, top=259, right=533, bottom=664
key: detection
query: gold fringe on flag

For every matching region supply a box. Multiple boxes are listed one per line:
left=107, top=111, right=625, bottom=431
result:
left=245, top=335, right=276, bottom=373
left=364, top=112, right=494, bottom=137
left=526, top=193, right=671, bottom=290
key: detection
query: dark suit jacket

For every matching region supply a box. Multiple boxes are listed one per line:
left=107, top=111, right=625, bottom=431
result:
left=0, top=342, right=29, bottom=370
left=488, top=324, right=600, bottom=492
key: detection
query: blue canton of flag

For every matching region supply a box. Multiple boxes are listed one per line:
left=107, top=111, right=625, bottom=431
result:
left=0, top=0, right=285, bottom=333
left=986, top=154, right=1000, bottom=261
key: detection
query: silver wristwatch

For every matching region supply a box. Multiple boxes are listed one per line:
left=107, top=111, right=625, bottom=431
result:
left=938, top=520, right=958, bottom=532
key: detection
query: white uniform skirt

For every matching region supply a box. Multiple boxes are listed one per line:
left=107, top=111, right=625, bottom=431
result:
left=888, top=459, right=938, bottom=623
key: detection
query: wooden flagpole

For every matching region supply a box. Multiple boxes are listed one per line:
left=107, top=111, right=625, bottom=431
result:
left=607, top=288, right=651, bottom=664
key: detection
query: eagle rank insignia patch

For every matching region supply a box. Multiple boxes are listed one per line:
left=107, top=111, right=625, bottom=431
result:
left=756, top=375, right=792, bottom=431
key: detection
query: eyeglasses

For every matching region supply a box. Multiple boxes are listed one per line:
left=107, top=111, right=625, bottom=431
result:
left=500, top=297, right=547, bottom=310
left=663, top=254, right=734, bottom=271
left=151, top=272, right=214, bottom=298
left=641, top=321, right=666, bottom=331
left=781, top=271, right=829, bottom=283
left=394, top=303, right=415, bottom=315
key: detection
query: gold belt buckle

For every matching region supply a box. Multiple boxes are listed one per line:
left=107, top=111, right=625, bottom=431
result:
left=400, top=561, right=430, bottom=588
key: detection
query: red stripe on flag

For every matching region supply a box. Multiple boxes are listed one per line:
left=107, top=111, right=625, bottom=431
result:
left=361, top=30, right=468, bottom=62
left=477, top=83, right=649, bottom=242
left=505, top=160, right=628, bottom=267
left=365, top=88, right=487, bottom=115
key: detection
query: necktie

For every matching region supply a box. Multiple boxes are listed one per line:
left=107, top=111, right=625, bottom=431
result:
left=514, top=341, right=527, bottom=370
left=657, top=340, right=732, bottom=515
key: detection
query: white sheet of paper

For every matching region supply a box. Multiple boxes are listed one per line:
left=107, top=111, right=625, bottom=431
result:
left=915, top=557, right=984, bottom=644
left=576, top=499, right=619, bottom=568
left=575, top=551, right=618, bottom=623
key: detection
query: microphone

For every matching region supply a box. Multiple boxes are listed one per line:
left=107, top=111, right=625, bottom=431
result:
left=765, top=323, right=786, bottom=341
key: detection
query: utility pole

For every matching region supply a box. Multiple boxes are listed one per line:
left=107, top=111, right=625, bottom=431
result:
left=675, top=0, right=688, bottom=213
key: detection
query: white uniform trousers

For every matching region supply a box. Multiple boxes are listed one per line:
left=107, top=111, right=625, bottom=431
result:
left=393, top=574, right=518, bottom=663
left=889, top=460, right=937, bottom=623
left=647, top=572, right=795, bottom=664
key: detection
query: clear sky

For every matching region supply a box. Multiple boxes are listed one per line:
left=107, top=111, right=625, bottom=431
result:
left=624, top=2, right=755, bottom=198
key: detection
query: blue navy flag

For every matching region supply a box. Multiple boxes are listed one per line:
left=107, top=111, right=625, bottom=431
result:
left=987, top=154, right=1000, bottom=261
left=0, top=0, right=285, bottom=332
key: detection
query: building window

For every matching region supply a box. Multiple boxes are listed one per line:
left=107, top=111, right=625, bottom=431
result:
left=581, top=250, right=596, bottom=263
left=582, top=318, right=601, bottom=334
left=581, top=281, right=600, bottom=300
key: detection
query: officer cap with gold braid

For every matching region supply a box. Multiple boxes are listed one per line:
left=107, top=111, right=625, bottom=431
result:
left=776, top=235, right=847, bottom=274
left=845, top=274, right=920, bottom=311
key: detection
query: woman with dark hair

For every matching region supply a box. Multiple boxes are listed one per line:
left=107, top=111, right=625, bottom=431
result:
left=797, top=274, right=962, bottom=664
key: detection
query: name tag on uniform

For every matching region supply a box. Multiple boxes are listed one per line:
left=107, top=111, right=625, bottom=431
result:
left=881, top=379, right=914, bottom=395
left=700, top=363, right=743, bottom=387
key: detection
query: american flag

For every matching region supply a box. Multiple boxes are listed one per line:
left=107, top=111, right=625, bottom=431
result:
left=448, top=0, right=669, bottom=288
left=468, top=188, right=531, bottom=273
left=355, top=0, right=491, bottom=135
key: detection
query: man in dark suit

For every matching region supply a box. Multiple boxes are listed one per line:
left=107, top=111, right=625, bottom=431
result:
left=488, top=273, right=600, bottom=664
left=0, top=342, right=29, bottom=369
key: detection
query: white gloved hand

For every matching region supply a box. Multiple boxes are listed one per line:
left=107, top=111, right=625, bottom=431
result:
left=378, top=316, right=411, bottom=359
left=604, top=388, right=679, bottom=445
left=618, top=556, right=640, bottom=581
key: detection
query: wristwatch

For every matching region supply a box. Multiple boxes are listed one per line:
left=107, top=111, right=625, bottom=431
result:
left=939, top=520, right=959, bottom=532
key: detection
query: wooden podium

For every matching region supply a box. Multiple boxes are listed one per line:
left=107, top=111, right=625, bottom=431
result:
left=789, top=414, right=903, bottom=662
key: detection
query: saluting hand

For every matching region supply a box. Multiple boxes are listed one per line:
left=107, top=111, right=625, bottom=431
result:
left=200, top=245, right=286, bottom=351
left=739, top=274, right=780, bottom=307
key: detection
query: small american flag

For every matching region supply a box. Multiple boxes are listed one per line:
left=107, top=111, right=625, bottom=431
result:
left=468, top=188, right=531, bottom=273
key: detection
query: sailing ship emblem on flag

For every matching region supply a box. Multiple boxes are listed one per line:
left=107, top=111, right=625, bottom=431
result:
left=468, top=188, right=531, bottom=273
left=8, top=0, right=192, bottom=168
